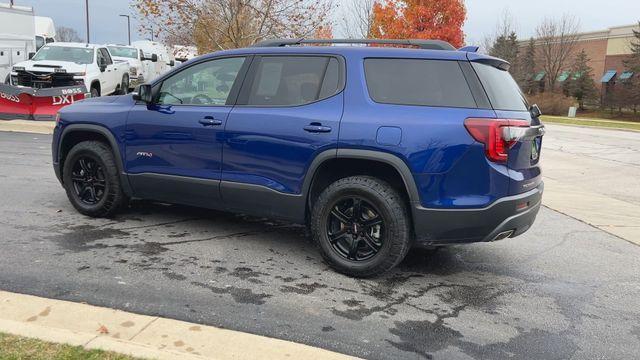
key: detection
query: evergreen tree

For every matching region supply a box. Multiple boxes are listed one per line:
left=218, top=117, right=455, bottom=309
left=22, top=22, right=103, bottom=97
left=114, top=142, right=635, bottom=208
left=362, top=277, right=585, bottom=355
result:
left=519, top=38, right=537, bottom=95
left=489, top=31, right=519, bottom=68
left=622, top=22, right=640, bottom=113
left=568, top=50, right=597, bottom=110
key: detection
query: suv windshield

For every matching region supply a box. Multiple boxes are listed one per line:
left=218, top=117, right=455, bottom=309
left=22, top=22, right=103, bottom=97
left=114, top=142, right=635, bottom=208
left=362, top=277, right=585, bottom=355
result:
left=472, top=62, right=528, bottom=111
left=108, top=46, right=138, bottom=59
left=32, top=46, right=94, bottom=65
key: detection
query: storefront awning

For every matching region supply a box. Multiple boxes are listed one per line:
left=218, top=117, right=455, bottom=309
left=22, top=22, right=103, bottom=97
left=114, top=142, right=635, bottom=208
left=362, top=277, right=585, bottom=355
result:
left=557, top=71, right=571, bottom=82
left=619, top=71, right=634, bottom=80
left=600, top=70, right=617, bottom=83
left=533, top=71, right=546, bottom=82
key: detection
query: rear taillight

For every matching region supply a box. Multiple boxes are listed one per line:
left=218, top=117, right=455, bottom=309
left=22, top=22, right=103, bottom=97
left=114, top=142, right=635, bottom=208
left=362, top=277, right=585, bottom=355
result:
left=464, top=118, right=529, bottom=162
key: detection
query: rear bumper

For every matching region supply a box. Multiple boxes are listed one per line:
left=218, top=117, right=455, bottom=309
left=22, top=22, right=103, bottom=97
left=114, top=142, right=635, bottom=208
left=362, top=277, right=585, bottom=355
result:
left=412, top=182, right=543, bottom=245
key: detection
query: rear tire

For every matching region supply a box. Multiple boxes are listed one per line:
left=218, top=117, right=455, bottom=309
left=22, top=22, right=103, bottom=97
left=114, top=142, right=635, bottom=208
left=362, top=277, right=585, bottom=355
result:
left=311, top=176, right=412, bottom=278
left=62, top=141, right=127, bottom=217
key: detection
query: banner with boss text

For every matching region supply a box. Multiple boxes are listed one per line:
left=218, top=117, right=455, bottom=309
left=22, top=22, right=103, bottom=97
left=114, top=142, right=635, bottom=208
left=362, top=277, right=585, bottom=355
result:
left=0, top=84, right=87, bottom=121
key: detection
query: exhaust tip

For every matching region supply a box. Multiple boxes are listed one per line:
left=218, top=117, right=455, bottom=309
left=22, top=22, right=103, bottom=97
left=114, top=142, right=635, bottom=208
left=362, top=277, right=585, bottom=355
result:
left=492, top=230, right=514, bottom=241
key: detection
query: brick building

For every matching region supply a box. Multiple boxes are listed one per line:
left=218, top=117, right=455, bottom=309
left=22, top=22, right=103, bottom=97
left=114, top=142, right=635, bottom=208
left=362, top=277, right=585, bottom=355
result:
left=528, top=24, right=638, bottom=91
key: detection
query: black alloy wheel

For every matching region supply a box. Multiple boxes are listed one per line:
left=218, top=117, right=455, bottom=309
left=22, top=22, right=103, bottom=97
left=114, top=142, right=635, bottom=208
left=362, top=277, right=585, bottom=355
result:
left=70, top=156, right=106, bottom=205
left=311, top=176, right=412, bottom=277
left=327, top=196, right=384, bottom=261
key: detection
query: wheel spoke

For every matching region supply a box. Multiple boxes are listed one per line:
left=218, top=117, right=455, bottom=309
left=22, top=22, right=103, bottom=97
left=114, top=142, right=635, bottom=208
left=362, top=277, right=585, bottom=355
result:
left=361, top=216, right=382, bottom=230
left=71, top=175, right=86, bottom=182
left=352, top=198, right=363, bottom=221
left=87, top=186, right=97, bottom=203
left=78, top=159, right=90, bottom=173
left=361, top=233, right=381, bottom=252
left=330, top=207, right=351, bottom=224
left=328, top=229, right=347, bottom=244
left=347, top=238, right=359, bottom=260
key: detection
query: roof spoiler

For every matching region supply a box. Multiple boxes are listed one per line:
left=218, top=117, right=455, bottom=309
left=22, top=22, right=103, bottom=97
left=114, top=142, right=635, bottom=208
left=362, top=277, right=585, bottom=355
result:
left=458, top=45, right=480, bottom=53
left=252, top=38, right=456, bottom=51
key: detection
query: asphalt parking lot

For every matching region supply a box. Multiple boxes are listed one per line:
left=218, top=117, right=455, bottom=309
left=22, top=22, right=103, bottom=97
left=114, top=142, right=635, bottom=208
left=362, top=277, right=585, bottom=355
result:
left=1, top=130, right=640, bottom=360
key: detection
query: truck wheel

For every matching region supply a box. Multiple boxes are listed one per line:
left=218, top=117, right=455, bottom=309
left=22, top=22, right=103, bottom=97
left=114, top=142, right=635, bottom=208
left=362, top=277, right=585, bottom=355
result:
left=119, top=75, right=130, bottom=95
left=62, top=141, right=127, bottom=218
left=310, top=176, right=412, bottom=278
left=90, top=86, right=100, bottom=98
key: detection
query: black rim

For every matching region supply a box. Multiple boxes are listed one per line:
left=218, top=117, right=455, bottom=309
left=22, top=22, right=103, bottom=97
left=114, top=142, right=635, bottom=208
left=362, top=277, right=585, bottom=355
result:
left=70, top=156, right=106, bottom=205
left=326, top=196, right=384, bottom=261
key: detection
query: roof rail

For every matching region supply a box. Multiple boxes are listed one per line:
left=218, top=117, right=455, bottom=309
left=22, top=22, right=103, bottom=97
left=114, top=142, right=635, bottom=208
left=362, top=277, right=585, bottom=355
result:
left=252, top=38, right=456, bottom=51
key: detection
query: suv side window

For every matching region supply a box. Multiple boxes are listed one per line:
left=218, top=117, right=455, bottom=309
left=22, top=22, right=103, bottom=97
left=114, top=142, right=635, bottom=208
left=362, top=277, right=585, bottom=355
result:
left=157, top=57, right=246, bottom=106
left=99, top=48, right=113, bottom=65
left=244, top=56, right=341, bottom=106
left=364, top=58, right=477, bottom=108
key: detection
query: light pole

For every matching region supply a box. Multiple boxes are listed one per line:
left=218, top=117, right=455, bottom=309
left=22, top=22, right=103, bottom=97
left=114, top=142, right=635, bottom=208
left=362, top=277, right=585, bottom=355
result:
left=85, top=0, right=90, bottom=43
left=120, top=14, right=131, bottom=45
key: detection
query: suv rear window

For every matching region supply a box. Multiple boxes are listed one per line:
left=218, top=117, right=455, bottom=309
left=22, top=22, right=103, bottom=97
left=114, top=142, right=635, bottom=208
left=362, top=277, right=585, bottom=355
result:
left=472, top=62, right=528, bottom=111
left=364, top=58, right=476, bottom=108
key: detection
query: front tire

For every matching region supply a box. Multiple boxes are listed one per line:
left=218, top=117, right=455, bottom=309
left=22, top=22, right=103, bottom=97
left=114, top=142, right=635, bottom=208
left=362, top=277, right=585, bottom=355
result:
left=311, top=176, right=412, bottom=278
left=90, top=86, right=100, bottom=98
left=119, top=75, right=130, bottom=95
left=62, top=141, right=126, bottom=217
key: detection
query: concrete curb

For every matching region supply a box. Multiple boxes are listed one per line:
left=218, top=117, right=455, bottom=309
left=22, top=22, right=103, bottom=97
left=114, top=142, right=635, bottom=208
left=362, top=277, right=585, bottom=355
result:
left=0, top=291, right=357, bottom=360
left=0, top=120, right=55, bottom=134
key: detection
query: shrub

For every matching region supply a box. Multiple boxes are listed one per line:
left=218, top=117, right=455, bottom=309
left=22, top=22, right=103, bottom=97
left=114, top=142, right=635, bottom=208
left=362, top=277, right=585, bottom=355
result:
left=527, top=92, right=576, bottom=116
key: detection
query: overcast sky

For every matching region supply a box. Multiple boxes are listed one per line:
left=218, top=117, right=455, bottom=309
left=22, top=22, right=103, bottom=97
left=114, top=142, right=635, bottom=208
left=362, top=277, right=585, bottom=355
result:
left=14, top=0, right=640, bottom=46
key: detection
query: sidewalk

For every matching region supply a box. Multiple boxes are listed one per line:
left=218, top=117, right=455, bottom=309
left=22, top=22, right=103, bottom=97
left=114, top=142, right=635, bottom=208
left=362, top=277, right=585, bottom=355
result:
left=0, top=120, right=55, bottom=134
left=542, top=177, right=640, bottom=246
left=0, top=291, right=356, bottom=360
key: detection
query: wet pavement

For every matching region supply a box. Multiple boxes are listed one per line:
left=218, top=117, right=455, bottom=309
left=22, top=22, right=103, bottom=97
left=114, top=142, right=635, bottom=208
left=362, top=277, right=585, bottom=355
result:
left=1, top=131, right=639, bottom=359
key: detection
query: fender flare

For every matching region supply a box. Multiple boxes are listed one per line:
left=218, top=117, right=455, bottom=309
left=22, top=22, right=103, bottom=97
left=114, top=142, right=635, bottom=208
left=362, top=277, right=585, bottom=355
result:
left=58, top=124, right=133, bottom=195
left=303, top=148, right=421, bottom=205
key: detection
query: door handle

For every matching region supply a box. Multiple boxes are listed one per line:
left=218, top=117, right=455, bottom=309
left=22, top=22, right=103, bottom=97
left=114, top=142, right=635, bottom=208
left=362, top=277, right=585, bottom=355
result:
left=199, top=117, right=223, bottom=126
left=303, top=123, right=332, bottom=133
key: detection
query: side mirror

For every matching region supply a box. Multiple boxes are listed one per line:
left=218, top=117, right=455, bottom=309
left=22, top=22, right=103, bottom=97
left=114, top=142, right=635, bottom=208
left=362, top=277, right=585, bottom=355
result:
left=151, top=54, right=158, bottom=62
left=529, top=104, right=542, bottom=118
left=132, top=84, right=153, bottom=103
left=28, top=52, right=35, bottom=60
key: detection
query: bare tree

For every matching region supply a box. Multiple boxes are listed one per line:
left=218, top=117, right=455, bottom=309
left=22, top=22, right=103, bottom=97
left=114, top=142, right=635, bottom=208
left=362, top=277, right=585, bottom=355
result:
left=535, top=14, right=580, bottom=91
left=340, top=0, right=375, bottom=38
left=56, top=26, right=82, bottom=42
left=481, top=9, right=517, bottom=54
left=133, top=0, right=334, bottom=53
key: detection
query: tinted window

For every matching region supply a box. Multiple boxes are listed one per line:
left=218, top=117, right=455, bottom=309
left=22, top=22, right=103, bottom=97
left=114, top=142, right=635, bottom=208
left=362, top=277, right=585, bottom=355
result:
left=158, top=57, right=245, bottom=106
left=472, top=62, right=528, bottom=111
left=246, top=56, right=340, bottom=106
left=364, top=58, right=476, bottom=108
left=99, top=49, right=113, bottom=65
left=35, top=36, right=45, bottom=50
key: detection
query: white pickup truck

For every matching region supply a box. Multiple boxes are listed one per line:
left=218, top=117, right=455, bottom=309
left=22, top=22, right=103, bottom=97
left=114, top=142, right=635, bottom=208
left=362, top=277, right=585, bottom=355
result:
left=106, top=44, right=160, bottom=89
left=10, top=42, right=130, bottom=97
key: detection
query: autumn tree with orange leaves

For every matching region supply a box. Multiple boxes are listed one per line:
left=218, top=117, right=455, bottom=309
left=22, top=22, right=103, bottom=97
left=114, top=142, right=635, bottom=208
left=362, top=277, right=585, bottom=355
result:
left=133, top=0, right=334, bottom=53
left=370, top=0, right=466, bottom=47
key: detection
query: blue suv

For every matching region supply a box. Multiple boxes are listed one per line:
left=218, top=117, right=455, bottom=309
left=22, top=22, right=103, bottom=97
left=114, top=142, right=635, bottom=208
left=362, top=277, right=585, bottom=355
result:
left=52, top=39, right=545, bottom=277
